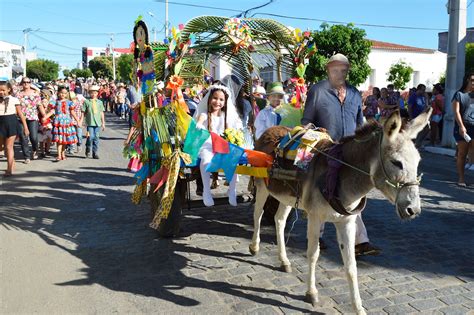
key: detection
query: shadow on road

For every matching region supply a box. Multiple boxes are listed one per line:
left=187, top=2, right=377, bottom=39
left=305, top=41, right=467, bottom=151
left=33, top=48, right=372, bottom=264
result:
left=1, top=156, right=473, bottom=311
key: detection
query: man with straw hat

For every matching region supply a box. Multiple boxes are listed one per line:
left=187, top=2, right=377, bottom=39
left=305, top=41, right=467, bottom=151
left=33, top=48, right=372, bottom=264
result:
left=254, top=82, right=285, bottom=139
left=302, top=53, right=380, bottom=256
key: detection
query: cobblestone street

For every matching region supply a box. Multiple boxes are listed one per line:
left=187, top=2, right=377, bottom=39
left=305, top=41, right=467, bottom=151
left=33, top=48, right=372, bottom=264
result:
left=1, top=114, right=473, bottom=314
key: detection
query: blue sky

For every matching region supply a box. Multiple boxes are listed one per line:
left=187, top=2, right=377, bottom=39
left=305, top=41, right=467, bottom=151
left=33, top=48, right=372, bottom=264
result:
left=0, top=0, right=473, bottom=70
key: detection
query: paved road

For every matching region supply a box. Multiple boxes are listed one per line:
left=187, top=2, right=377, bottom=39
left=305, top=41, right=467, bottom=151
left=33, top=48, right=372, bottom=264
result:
left=1, top=113, right=473, bottom=314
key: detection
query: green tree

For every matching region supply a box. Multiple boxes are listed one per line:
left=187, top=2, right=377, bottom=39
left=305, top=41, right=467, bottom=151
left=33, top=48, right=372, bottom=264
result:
left=466, top=43, right=474, bottom=73
left=117, top=54, right=134, bottom=82
left=63, top=69, right=71, bottom=78
left=387, top=60, right=414, bottom=90
left=306, top=23, right=372, bottom=86
left=70, top=68, right=93, bottom=78
left=26, top=59, right=59, bottom=81
left=88, top=56, right=113, bottom=80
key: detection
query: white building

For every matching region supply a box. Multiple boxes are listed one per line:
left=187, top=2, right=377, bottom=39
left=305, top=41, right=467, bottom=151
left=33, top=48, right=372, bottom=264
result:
left=0, top=40, right=37, bottom=80
left=359, top=40, right=447, bottom=91
left=211, top=39, right=446, bottom=92
left=82, top=46, right=130, bottom=68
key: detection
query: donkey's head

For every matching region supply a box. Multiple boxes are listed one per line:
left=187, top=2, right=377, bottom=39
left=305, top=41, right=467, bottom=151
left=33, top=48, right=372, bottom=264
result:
left=373, top=108, right=432, bottom=220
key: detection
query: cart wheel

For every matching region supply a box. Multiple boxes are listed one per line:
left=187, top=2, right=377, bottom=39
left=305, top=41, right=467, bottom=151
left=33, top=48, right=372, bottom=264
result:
left=150, top=179, right=186, bottom=238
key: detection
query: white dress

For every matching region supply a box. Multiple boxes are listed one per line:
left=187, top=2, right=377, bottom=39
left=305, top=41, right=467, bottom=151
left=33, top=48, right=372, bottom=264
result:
left=198, top=113, right=226, bottom=162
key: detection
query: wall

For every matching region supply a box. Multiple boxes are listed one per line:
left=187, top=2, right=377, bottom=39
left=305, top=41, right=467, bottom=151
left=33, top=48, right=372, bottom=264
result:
left=359, top=49, right=447, bottom=91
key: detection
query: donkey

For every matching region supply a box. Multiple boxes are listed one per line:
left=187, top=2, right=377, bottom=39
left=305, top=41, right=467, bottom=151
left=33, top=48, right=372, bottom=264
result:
left=249, top=109, right=432, bottom=315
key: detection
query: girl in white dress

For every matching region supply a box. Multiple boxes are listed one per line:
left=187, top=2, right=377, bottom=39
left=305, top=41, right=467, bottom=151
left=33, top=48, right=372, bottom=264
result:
left=195, top=84, right=242, bottom=207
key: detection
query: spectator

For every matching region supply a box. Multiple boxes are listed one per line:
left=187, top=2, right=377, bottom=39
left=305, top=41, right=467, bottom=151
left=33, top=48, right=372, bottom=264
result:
left=0, top=80, right=29, bottom=176
left=363, top=87, right=380, bottom=121
left=452, top=71, right=474, bottom=187
left=429, top=84, right=444, bottom=146
left=17, top=77, right=42, bottom=163
left=408, top=84, right=429, bottom=148
left=115, top=83, right=129, bottom=119
left=378, top=87, right=398, bottom=124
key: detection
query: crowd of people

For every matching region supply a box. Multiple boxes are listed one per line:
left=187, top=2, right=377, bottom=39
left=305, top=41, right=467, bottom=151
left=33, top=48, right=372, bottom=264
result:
left=0, top=76, right=140, bottom=176
left=1, top=63, right=473, bottom=187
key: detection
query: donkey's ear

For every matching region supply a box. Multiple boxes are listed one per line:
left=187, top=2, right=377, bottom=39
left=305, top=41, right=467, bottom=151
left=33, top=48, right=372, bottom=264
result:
left=406, top=107, right=433, bottom=139
left=383, top=110, right=402, bottom=141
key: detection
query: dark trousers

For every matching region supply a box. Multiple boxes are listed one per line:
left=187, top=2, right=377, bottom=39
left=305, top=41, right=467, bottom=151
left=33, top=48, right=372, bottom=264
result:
left=19, top=120, right=39, bottom=158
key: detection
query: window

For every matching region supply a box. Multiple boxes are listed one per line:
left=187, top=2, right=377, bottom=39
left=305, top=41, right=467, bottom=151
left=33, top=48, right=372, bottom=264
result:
left=370, top=69, right=376, bottom=87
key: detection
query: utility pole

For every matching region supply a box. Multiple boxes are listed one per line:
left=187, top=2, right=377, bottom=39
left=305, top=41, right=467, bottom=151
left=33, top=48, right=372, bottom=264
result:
left=22, top=28, right=32, bottom=77
left=152, top=27, right=157, bottom=42
left=442, top=0, right=467, bottom=148
left=110, top=33, right=116, bottom=81
left=165, top=0, right=169, bottom=38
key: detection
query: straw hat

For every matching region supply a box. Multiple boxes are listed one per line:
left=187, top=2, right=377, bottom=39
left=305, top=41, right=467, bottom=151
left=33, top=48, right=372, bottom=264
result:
left=89, top=85, right=100, bottom=92
left=326, top=53, right=350, bottom=68
left=266, top=82, right=285, bottom=96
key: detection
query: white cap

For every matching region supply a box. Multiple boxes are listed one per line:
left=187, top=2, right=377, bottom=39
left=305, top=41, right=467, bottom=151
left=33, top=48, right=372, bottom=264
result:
left=252, top=85, right=266, bottom=95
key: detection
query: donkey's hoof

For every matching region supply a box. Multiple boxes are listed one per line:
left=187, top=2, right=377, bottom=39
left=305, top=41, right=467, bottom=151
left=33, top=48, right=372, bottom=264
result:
left=280, top=264, right=292, bottom=273
left=304, top=292, right=319, bottom=307
left=249, top=245, right=259, bottom=256
left=356, top=309, right=367, bottom=315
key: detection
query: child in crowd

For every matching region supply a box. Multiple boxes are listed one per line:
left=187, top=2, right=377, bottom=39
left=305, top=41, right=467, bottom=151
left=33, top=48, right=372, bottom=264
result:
left=254, top=82, right=285, bottom=139
left=194, top=84, right=242, bottom=207
left=115, top=83, right=129, bottom=119
left=67, top=91, right=85, bottom=154
left=82, top=85, right=105, bottom=159
left=42, top=86, right=79, bottom=161
left=38, top=89, right=54, bottom=157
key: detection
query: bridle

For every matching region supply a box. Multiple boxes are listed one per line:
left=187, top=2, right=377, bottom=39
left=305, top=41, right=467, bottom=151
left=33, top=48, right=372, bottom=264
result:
left=306, top=128, right=423, bottom=212
left=376, top=131, right=423, bottom=209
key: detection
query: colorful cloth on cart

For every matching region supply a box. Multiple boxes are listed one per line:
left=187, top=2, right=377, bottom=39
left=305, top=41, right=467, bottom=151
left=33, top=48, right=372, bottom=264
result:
left=17, top=91, right=41, bottom=121
left=51, top=100, right=77, bottom=145
left=277, top=127, right=333, bottom=169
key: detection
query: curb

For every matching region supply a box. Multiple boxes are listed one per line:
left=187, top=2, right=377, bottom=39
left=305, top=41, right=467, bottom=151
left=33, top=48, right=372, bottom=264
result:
left=424, top=146, right=456, bottom=157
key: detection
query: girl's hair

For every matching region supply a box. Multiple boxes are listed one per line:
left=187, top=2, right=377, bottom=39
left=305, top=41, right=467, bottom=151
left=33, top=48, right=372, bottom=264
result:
left=459, top=71, right=474, bottom=92
left=207, top=87, right=229, bottom=131
left=0, top=80, right=13, bottom=95
left=0, top=81, right=13, bottom=114
left=57, top=86, right=68, bottom=93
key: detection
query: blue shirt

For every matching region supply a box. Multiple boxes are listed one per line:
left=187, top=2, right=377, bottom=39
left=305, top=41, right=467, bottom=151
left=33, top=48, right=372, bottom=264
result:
left=301, top=80, right=363, bottom=141
left=126, top=85, right=142, bottom=106
left=408, top=93, right=426, bottom=118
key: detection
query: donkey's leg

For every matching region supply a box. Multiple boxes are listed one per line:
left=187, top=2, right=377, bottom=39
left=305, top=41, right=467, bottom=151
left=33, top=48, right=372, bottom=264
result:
left=335, top=218, right=366, bottom=315
left=249, top=179, right=269, bottom=256
left=275, top=204, right=293, bottom=272
left=305, top=211, right=321, bottom=306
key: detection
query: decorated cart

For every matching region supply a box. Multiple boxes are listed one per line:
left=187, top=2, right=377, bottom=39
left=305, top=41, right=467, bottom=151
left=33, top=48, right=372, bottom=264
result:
left=125, top=15, right=317, bottom=236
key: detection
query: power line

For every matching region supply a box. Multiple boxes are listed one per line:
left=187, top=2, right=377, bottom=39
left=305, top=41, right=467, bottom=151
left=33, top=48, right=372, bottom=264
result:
left=251, top=12, right=448, bottom=31
left=30, top=33, right=78, bottom=51
left=153, top=0, right=448, bottom=31
left=468, top=0, right=473, bottom=7
left=154, top=0, right=242, bottom=12
left=32, top=47, right=81, bottom=56
left=37, top=30, right=130, bottom=36
left=0, top=29, right=130, bottom=36
left=240, top=0, right=275, bottom=18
